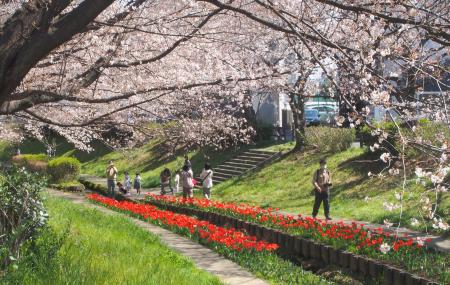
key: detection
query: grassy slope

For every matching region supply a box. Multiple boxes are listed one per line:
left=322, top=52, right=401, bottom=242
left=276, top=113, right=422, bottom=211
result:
left=214, top=147, right=450, bottom=230
left=3, top=195, right=223, bottom=285
left=79, top=139, right=288, bottom=188
left=0, top=136, right=289, bottom=188
left=3, top=136, right=447, bottom=230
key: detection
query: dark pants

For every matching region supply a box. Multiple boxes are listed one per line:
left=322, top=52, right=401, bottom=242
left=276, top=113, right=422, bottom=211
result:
left=312, top=190, right=330, bottom=218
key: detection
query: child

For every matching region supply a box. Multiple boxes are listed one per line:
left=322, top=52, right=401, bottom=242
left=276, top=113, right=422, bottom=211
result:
left=160, top=168, right=171, bottom=195
left=173, top=170, right=180, bottom=193
left=134, top=173, right=141, bottom=195
left=124, top=171, right=132, bottom=195
left=200, top=163, right=213, bottom=200
left=117, top=182, right=127, bottom=195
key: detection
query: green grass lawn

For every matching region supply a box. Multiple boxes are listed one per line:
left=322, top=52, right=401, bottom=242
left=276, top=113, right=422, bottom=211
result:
left=2, top=195, right=223, bottom=285
left=214, top=147, right=450, bottom=232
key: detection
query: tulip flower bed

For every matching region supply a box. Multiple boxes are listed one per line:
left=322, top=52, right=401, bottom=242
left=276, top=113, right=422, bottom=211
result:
left=146, top=194, right=449, bottom=283
left=87, top=194, right=333, bottom=285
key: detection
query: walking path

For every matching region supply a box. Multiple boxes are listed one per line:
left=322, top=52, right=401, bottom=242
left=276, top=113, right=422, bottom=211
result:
left=80, top=174, right=161, bottom=199
left=47, top=189, right=268, bottom=285
left=80, top=174, right=450, bottom=253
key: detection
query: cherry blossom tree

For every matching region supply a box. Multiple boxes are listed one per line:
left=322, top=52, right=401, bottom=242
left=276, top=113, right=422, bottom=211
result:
left=0, top=0, right=448, bottom=231
left=199, top=0, right=449, bottom=231
left=0, top=0, right=288, bottom=150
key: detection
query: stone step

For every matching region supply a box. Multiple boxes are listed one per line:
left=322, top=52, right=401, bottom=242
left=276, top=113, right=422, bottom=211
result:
left=213, top=177, right=227, bottom=183
left=222, top=161, right=256, bottom=168
left=214, top=173, right=233, bottom=180
left=241, top=151, right=273, bottom=159
left=218, top=164, right=253, bottom=171
left=214, top=168, right=244, bottom=176
left=248, top=149, right=278, bottom=155
left=220, top=161, right=255, bottom=171
left=235, top=155, right=268, bottom=162
left=229, top=158, right=263, bottom=165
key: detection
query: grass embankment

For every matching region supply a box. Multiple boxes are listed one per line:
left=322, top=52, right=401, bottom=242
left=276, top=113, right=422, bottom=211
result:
left=1, top=196, right=223, bottom=285
left=79, top=139, right=288, bottom=188
left=0, top=136, right=288, bottom=188
left=214, top=147, right=450, bottom=232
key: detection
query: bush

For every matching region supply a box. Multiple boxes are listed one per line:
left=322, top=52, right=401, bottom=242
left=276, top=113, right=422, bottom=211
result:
left=358, top=121, right=399, bottom=154
left=50, top=181, right=85, bottom=192
left=305, top=126, right=355, bottom=153
left=255, top=123, right=275, bottom=141
left=0, top=168, right=48, bottom=270
left=404, top=119, right=450, bottom=159
left=47, top=157, right=81, bottom=183
left=359, top=119, right=450, bottom=159
left=11, top=154, right=48, bottom=173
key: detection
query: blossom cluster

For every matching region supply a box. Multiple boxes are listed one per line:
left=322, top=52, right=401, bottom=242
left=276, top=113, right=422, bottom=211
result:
left=88, top=194, right=279, bottom=253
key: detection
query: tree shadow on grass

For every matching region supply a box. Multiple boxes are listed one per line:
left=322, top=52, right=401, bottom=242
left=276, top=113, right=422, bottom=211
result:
left=336, top=151, right=385, bottom=177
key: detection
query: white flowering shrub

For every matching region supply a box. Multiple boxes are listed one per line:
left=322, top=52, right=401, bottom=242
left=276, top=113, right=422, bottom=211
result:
left=0, top=168, right=48, bottom=269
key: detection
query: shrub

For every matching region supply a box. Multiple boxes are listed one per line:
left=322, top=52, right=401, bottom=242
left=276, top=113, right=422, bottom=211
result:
left=255, top=123, right=275, bottom=141
left=21, top=154, right=49, bottom=162
left=305, top=126, right=355, bottom=153
left=47, top=157, right=81, bottom=183
left=50, top=181, right=85, bottom=192
left=0, top=168, right=48, bottom=270
left=359, top=119, right=450, bottom=159
left=11, top=154, right=48, bottom=173
left=404, top=119, right=450, bottom=159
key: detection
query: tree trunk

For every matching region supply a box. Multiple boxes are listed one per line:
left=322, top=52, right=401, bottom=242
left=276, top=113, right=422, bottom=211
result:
left=289, top=92, right=306, bottom=151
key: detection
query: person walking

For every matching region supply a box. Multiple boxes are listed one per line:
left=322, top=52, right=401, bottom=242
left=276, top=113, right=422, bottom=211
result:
left=124, top=171, right=132, bottom=196
left=312, top=159, right=332, bottom=220
left=134, top=172, right=141, bottom=195
left=180, top=165, right=194, bottom=199
left=200, top=163, right=213, bottom=199
left=160, top=168, right=171, bottom=195
left=106, top=161, right=118, bottom=198
left=184, top=155, right=192, bottom=170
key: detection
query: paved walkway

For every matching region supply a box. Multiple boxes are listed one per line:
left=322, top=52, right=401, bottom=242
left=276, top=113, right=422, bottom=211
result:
left=47, top=189, right=268, bottom=285
left=80, top=174, right=449, bottom=253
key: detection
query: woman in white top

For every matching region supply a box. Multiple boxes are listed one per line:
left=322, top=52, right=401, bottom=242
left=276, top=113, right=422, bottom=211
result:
left=200, top=163, right=213, bottom=200
left=181, top=165, right=194, bottom=198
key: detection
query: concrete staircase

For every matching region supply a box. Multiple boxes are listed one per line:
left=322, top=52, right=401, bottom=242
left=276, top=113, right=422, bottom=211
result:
left=196, top=149, right=281, bottom=187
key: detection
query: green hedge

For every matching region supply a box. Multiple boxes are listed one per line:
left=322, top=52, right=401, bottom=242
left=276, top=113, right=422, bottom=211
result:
left=50, top=181, right=85, bottom=192
left=11, top=154, right=48, bottom=173
left=48, top=157, right=81, bottom=183
left=21, top=154, right=49, bottom=162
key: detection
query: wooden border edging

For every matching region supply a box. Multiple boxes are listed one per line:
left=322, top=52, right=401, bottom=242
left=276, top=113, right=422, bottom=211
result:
left=147, top=200, right=440, bottom=285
